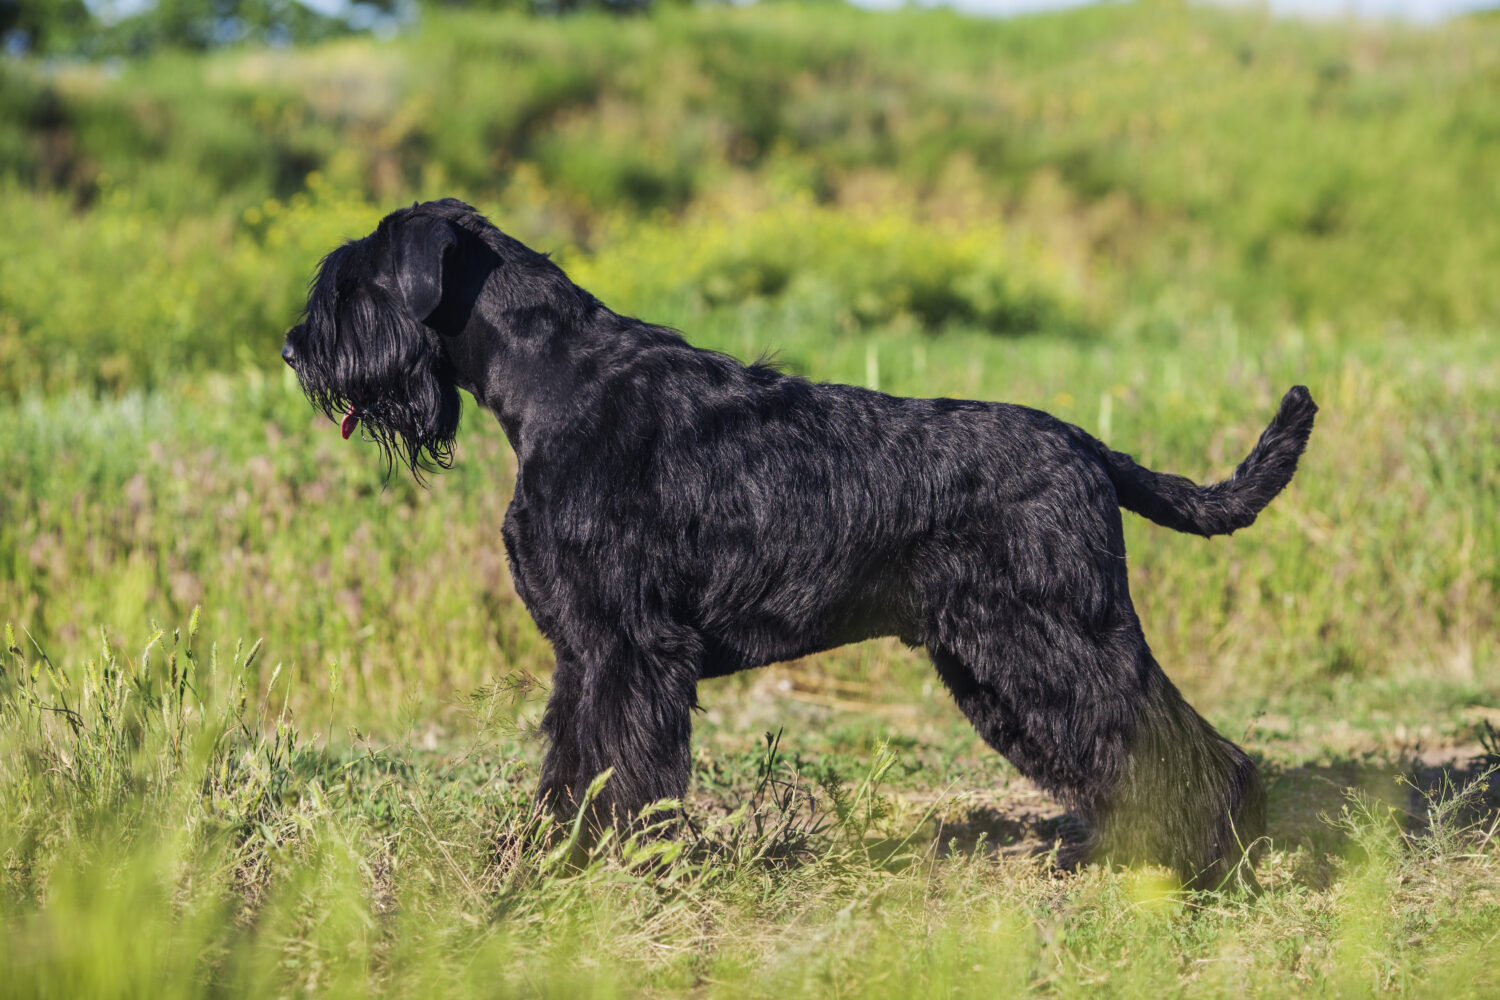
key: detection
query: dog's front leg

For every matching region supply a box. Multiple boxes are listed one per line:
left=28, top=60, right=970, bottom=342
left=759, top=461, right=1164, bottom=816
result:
left=569, top=626, right=702, bottom=834
left=535, top=648, right=584, bottom=819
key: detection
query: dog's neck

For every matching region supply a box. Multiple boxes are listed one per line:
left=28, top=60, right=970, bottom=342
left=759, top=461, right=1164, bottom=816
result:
left=442, top=294, right=684, bottom=463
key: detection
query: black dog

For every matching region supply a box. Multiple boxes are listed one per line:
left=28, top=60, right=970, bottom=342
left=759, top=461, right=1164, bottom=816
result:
left=282, top=198, right=1316, bottom=888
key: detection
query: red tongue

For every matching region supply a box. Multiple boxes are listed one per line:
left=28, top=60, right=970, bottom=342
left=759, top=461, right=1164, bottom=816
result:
left=340, top=407, right=360, bottom=440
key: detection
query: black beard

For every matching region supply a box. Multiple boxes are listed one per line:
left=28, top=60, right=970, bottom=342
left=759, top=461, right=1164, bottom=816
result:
left=300, top=357, right=461, bottom=484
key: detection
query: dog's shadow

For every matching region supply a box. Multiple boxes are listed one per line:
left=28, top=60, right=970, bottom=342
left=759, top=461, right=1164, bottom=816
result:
left=912, top=746, right=1500, bottom=882
left=484, top=737, right=1498, bottom=883
left=926, top=801, right=1093, bottom=871
left=1259, top=746, right=1500, bottom=884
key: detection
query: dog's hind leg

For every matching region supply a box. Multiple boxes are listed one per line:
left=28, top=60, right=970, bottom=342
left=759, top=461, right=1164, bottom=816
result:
left=927, top=604, right=1264, bottom=890
left=1106, top=652, right=1267, bottom=892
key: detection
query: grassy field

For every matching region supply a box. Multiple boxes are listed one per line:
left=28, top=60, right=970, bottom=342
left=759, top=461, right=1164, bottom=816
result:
left=3, top=2, right=1500, bottom=996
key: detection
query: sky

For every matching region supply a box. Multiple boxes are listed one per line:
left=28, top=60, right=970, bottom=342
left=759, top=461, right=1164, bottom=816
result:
left=859, top=0, right=1491, bottom=21
left=855, top=0, right=1494, bottom=22
left=103, top=0, right=1497, bottom=26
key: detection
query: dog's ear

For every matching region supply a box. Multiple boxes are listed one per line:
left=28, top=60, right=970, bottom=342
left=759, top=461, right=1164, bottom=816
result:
left=392, top=214, right=458, bottom=322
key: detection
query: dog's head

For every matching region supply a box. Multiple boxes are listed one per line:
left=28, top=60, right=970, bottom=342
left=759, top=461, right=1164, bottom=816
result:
left=282, top=201, right=476, bottom=480
left=284, top=198, right=593, bottom=480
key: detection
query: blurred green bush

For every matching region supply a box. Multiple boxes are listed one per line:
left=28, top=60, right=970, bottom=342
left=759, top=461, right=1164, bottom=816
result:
left=2, top=3, right=1499, bottom=397
left=567, top=189, right=1077, bottom=335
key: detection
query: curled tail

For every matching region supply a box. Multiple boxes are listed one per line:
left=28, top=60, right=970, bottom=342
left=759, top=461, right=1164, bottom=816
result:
left=1092, top=386, right=1317, bottom=537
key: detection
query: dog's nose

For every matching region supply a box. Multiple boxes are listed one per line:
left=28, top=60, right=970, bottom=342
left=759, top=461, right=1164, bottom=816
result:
left=282, top=342, right=296, bottom=366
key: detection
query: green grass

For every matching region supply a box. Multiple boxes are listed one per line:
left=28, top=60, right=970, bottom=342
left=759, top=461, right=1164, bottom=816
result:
left=3, top=1, right=1500, bottom=994
left=5, top=319, right=1496, bottom=731
left=5, top=309, right=1499, bottom=995
left=3, top=612, right=1498, bottom=998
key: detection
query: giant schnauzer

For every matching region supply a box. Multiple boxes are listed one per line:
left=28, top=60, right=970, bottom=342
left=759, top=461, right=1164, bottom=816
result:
left=282, top=198, right=1316, bottom=888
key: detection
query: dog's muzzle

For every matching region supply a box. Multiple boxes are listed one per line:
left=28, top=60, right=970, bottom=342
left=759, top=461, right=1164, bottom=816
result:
left=281, top=335, right=358, bottom=438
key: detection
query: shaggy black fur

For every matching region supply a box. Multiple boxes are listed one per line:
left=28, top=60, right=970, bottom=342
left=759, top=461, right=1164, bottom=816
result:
left=283, top=198, right=1317, bottom=889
